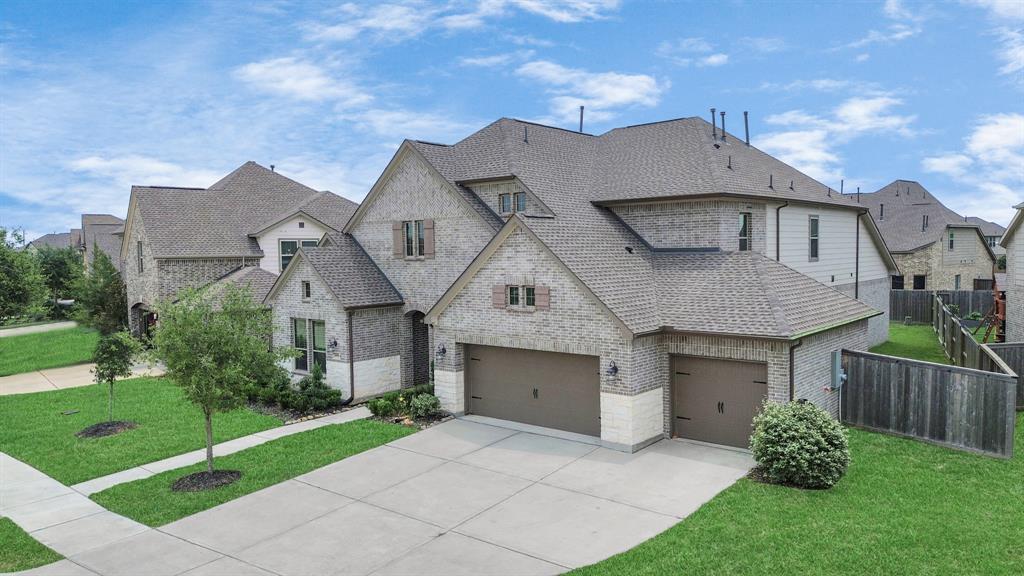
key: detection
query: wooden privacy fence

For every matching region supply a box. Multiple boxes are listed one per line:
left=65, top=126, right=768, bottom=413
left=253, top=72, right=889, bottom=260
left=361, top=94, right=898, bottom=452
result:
left=891, top=290, right=994, bottom=324
left=932, top=294, right=1003, bottom=370
left=840, top=350, right=1017, bottom=458
left=983, top=343, right=1024, bottom=410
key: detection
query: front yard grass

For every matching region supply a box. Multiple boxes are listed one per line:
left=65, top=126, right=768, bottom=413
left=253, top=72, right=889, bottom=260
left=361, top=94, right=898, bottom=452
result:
left=869, top=322, right=948, bottom=364
left=573, top=414, right=1024, bottom=576
left=0, top=326, right=100, bottom=376
left=0, top=518, right=62, bottom=573
left=0, top=377, right=281, bottom=485
left=91, top=419, right=414, bottom=526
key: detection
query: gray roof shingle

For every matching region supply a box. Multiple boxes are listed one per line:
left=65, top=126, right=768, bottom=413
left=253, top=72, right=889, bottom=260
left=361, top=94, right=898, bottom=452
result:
left=290, top=234, right=403, bottom=310
left=82, top=214, right=125, bottom=271
left=858, top=180, right=988, bottom=253
left=28, top=232, right=73, bottom=250
left=201, top=265, right=279, bottom=308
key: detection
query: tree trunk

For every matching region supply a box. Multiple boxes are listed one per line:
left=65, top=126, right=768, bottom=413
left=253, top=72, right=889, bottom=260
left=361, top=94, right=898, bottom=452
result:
left=108, top=381, right=114, bottom=423
left=204, top=411, right=214, bottom=474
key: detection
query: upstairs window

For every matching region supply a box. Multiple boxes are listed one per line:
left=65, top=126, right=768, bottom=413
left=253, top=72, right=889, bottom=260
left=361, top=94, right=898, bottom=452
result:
left=136, top=240, right=143, bottom=273
left=403, top=220, right=425, bottom=257
left=506, top=285, right=536, bottom=308
left=891, top=275, right=905, bottom=290
left=808, top=216, right=820, bottom=261
left=988, top=236, right=997, bottom=247
left=738, top=212, right=752, bottom=251
left=301, top=281, right=311, bottom=300
left=499, top=194, right=512, bottom=213
left=515, top=192, right=526, bottom=212
left=280, top=239, right=318, bottom=272
left=507, top=286, right=520, bottom=306
left=948, top=231, right=955, bottom=251
left=913, top=275, right=926, bottom=290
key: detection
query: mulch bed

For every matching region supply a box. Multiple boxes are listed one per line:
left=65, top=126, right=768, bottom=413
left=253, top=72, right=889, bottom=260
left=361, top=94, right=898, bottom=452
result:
left=171, top=470, right=242, bottom=492
left=246, top=400, right=357, bottom=425
left=372, top=412, right=453, bottom=430
left=76, top=421, right=137, bottom=439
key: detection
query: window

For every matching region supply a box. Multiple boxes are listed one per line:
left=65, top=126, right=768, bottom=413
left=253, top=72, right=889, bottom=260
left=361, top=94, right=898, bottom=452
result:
left=808, top=216, right=820, bottom=261
left=738, top=212, right=752, bottom=251
left=301, top=281, right=311, bottom=300
left=293, top=318, right=326, bottom=373
left=293, top=318, right=308, bottom=372
left=891, top=275, right=905, bottom=290
left=507, top=285, right=520, bottom=306
left=988, top=236, right=998, bottom=247
left=948, top=231, right=955, bottom=251
left=403, top=220, right=426, bottom=257
left=525, top=286, right=536, bottom=306
left=280, top=239, right=318, bottom=271
left=514, top=192, right=526, bottom=212
left=913, top=275, right=926, bottom=290
left=136, top=240, right=143, bottom=273
left=499, top=193, right=512, bottom=213
left=954, top=274, right=961, bottom=290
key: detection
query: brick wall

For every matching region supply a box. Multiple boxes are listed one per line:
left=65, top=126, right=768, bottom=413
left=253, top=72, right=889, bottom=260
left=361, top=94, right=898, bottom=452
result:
left=895, top=234, right=994, bottom=291
left=612, top=199, right=767, bottom=252
left=124, top=206, right=159, bottom=335
left=792, top=320, right=868, bottom=416
left=469, top=179, right=546, bottom=217
left=835, top=277, right=889, bottom=346
left=1006, top=232, right=1024, bottom=342
left=156, top=258, right=250, bottom=300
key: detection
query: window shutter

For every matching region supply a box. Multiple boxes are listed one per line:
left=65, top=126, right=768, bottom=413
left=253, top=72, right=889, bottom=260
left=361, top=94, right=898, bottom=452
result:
left=392, top=222, right=403, bottom=257
left=492, top=285, right=506, bottom=308
left=534, top=285, right=550, bottom=309
left=423, top=219, right=435, bottom=258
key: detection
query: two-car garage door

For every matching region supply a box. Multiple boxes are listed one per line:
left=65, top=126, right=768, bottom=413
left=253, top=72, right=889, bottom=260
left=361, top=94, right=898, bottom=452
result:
left=465, top=345, right=601, bottom=437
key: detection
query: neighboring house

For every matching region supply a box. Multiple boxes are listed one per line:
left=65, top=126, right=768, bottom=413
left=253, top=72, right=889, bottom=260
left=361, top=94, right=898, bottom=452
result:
left=267, top=116, right=897, bottom=451
left=121, top=161, right=357, bottom=337
left=860, top=180, right=996, bottom=291
left=1000, top=203, right=1024, bottom=341
left=25, top=229, right=81, bottom=252
left=966, top=216, right=1006, bottom=258
left=81, top=214, right=125, bottom=272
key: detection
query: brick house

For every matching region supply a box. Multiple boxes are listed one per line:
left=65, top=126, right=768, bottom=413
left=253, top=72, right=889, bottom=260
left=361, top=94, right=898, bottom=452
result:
left=80, top=214, right=125, bottom=273
left=267, top=117, right=898, bottom=451
left=999, top=203, right=1023, bottom=341
left=121, top=161, right=357, bottom=336
left=859, top=180, right=996, bottom=291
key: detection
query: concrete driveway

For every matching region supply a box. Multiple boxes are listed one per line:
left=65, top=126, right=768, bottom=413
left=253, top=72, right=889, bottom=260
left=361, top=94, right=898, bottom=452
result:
left=31, top=419, right=752, bottom=576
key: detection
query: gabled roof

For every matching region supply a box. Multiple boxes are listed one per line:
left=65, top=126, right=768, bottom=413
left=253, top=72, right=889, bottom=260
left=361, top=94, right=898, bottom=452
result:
left=81, top=214, right=125, bottom=270
left=859, top=180, right=995, bottom=261
left=126, top=162, right=353, bottom=259
left=265, top=233, right=403, bottom=310
left=1000, top=203, right=1024, bottom=248
left=27, top=232, right=73, bottom=250
left=248, top=191, right=358, bottom=236
left=965, top=216, right=1006, bottom=237
left=200, top=265, right=278, bottom=309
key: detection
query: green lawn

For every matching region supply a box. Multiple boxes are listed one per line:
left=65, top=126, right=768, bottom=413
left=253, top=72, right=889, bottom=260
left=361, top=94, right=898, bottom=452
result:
left=0, top=377, right=281, bottom=485
left=92, top=419, right=414, bottom=526
left=0, top=518, right=62, bottom=573
left=572, top=414, right=1024, bottom=576
left=869, top=323, right=949, bottom=364
left=0, top=326, right=100, bottom=376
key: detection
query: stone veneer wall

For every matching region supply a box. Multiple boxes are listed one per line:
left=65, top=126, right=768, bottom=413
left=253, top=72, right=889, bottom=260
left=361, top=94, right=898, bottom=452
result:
left=611, top=199, right=767, bottom=252
left=894, top=235, right=994, bottom=291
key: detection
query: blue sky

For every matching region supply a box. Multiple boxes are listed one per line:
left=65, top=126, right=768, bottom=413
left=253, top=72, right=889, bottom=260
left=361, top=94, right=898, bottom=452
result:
left=2, top=0, right=1022, bottom=241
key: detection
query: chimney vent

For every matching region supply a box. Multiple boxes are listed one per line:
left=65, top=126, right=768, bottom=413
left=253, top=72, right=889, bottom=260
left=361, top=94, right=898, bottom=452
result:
left=720, top=111, right=727, bottom=141
left=840, top=179, right=844, bottom=195
left=579, top=106, right=584, bottom=133
left=524, top=125, right=528, bottom=143
left=710, top=108, right=717, bottom=139
left=743, top=111, right=750, bottom=146
left=789, top=180, right=794, bottom=190
left=270, top=164, right=275, bottom=172
left=727, top=155, right=732, bottom=169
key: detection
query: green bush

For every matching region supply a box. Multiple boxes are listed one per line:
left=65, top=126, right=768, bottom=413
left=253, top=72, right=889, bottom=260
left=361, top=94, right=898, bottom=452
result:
left=294, top=364, right=342, bottom=412
left=246, top=363, right=341, bottom=415
left=367, top=397, right=396, bottom=417
left=409, top=393, right=441, bottom=419
left=750, top=400, right=850, bottom=489
left=368, top=385, right=439, bottom=419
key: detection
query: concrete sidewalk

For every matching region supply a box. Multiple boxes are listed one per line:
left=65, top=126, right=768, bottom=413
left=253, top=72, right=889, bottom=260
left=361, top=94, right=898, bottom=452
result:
left=71, top=406, right=373, bottom=495
left=0, top=321, right=78, bottom=338
left=0, top=363, right=164, bottom=396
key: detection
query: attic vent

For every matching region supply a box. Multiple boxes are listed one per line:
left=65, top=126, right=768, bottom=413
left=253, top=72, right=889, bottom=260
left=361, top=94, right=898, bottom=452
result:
left=880, top=204, right=884, bottom=220
left=625, top=246, right=634, bottom=254
left=298, top=221, right=305, bottom=228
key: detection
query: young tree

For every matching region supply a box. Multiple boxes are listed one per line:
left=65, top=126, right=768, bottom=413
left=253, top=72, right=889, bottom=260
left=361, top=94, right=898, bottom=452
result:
left=35, top=246, right=84, bottom=318
left=75, top=249, right=128, bottom=334
left=0, top=228, right=48, bottom=322
left=150, top=285, right=285, bottom=475
left=93, top=331, right=141, bottom=422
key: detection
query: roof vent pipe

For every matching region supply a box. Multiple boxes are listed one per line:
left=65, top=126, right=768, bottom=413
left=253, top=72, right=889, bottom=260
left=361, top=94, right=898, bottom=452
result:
left=720, top=111, right=727, bottom=141
left=857, top=186, right=861, bottom=203
left=270, top=164, right=275, bottom=172
left=840, top=179, right=844, bottom=195
left=524, top=125, right=528, bottom=143
left=769, top=174, right=774, bottom=189
left=743, top=111, right=750, bottom=146
left=579, top=106, right=584, bottom=133
left=710, top=108, right=717, bottom=138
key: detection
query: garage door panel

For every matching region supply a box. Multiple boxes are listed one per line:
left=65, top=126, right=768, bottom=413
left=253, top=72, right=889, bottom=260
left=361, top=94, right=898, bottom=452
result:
left=672, top=356, right=767, bottom=448
left=466, top=345, right=600, bottom=436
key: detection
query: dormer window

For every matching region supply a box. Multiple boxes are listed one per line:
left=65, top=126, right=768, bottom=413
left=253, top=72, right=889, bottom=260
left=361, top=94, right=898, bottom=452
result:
left=499, top=191, right=527, bottom=214
left=499, top=194, right=512, bottom=213
left=515, top=192, right=526, bottom=212
left=738, top=212, right=752, bottom=251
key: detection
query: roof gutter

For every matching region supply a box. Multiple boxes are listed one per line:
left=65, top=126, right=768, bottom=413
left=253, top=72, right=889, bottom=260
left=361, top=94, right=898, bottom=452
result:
left=775, top=201, right=788, bottom=261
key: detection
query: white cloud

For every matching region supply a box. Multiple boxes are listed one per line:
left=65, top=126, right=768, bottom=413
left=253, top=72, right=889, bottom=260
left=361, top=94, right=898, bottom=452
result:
left=839, top=0, right=924, bottom=51
left=698, top=53, right=728, bottom=67
left=964, top=0, right=1024, bottom=22
left=656, top=37, right=730, bottom=67
left=855, top=53, right=871, bottom=62
left=738, top=36, right=787, bottom=53
left=755, top=130, right=843, bottom=183
left=842, top=23, right=920, bottom=49
left=508, top=0, right=620, bottom=23
left=515, top=60, right=666, bottom=124
left=459, top=50, right=534, bottom=67
left=306, top=3, right=433, bottom=42
left=993, top=27, right=1024, bottom=76
left=344, top=108, right=478, bottom=140
left=883, top=0, right=914, bottom=20
left=963, top=0, right=1024, bottom=84
left=923, top=113, right=1024, bottom=223
left=761, top=78, right=870, bottom=93
left=69, top=156, right=223, bottom=189
left=233, top=57, right=372, bottom=106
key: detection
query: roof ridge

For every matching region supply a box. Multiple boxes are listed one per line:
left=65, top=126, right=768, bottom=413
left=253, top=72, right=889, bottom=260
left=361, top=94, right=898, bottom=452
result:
left=750, top=254, right=792, bottom=336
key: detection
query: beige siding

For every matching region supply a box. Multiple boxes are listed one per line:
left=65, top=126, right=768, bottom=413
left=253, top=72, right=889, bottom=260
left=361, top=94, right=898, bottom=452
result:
left=256, top=214, right=330, bottom=274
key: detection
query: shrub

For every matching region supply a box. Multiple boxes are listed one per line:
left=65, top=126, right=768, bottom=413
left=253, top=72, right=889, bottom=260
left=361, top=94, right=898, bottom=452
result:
left=367, top=397, right=396, bottom=417
left=409, top=393, right=441, bottom=419
left=295, top=364, right=342, bottom=412
left=750, top=400, right=850, bottom=489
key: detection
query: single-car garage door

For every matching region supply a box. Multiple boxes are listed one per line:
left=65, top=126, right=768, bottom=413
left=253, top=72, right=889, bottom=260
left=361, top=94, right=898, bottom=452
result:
left=465, top=344, right=600, bottom=436
left=672, top=356, right=768, bottom=448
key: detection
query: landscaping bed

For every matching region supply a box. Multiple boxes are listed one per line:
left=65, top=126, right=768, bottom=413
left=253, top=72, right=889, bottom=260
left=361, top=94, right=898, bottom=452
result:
left=0, top=518, right=62, bottom=573
left=0, top=326, right=99, bottom=376
left=572, top=414, right=1024, bottom=576
left=91, top=419, right=414, bottom=526
left=0, top=377, right=281, bottom=485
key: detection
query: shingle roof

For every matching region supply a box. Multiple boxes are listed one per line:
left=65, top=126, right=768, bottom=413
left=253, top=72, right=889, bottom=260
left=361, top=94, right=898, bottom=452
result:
left=201, top=265, right=279, bottom=308
left=287, top=234, right=403, bottom=310
left=965, top=217, right=1006, bottom=237
left=132, top=162, right=354, bottom=259
left=27, top=232, right=73, bottom=249
left=82, top=215, right=125, bottom=271
left=653, top=252, right=879, bottom=338
left=248, top=190, right=358, bottom=236
left=417, top=118, right=878, bottom=338
left=858, top=180, right=987, bottom=253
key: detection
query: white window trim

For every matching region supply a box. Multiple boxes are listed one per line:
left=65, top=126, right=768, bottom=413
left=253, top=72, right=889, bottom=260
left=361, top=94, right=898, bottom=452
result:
left=739, top=212, right=752, bottom=252
left=280, top=238, right=320, bottom=272
left=402, top=220, right=425, bottom=259
left=301, top=281, right=311, bottom=301
left=808, top=215, right=820, bottom=262
left=506, top=285, right=536, bottom=312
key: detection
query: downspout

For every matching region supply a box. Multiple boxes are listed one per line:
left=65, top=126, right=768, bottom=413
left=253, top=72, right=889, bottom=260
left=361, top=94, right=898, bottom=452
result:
left=775, top=201, right=789, bottom=261
left=343, top=309, right=355, bottom=406
left=855, top=211, right=863, bottom=299
left=789, top=339, right=803, bottom=401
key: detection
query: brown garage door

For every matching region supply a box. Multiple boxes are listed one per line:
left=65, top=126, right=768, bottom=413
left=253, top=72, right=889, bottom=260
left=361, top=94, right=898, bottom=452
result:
left=465, top=345, right=600, bottom=436
left=672, top=356, right=768, bottom=448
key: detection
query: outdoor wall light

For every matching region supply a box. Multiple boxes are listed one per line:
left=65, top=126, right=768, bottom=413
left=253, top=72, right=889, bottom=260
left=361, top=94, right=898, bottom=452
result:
left=436, top=344, right=447, bottom=358
left=328, top=338, right=339, bottom=351
left=606, top=361, right=618, bottom=376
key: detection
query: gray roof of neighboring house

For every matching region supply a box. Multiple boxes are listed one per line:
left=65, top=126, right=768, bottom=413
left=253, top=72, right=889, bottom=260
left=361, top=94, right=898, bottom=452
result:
left=416, top=118, right=879, bottom=338
left=199, top=266, right=278, bottom=309
left=965, top=217, right=1006, bottom=237
left=277, top=233, right=402, bottom=310
left=131, top=162, right=358, bottom=259
left=82, top=214, right=125, bottom=271
left=858, top=180, right=992, bottom=254
left=28, top=232, right=73, bottom=250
